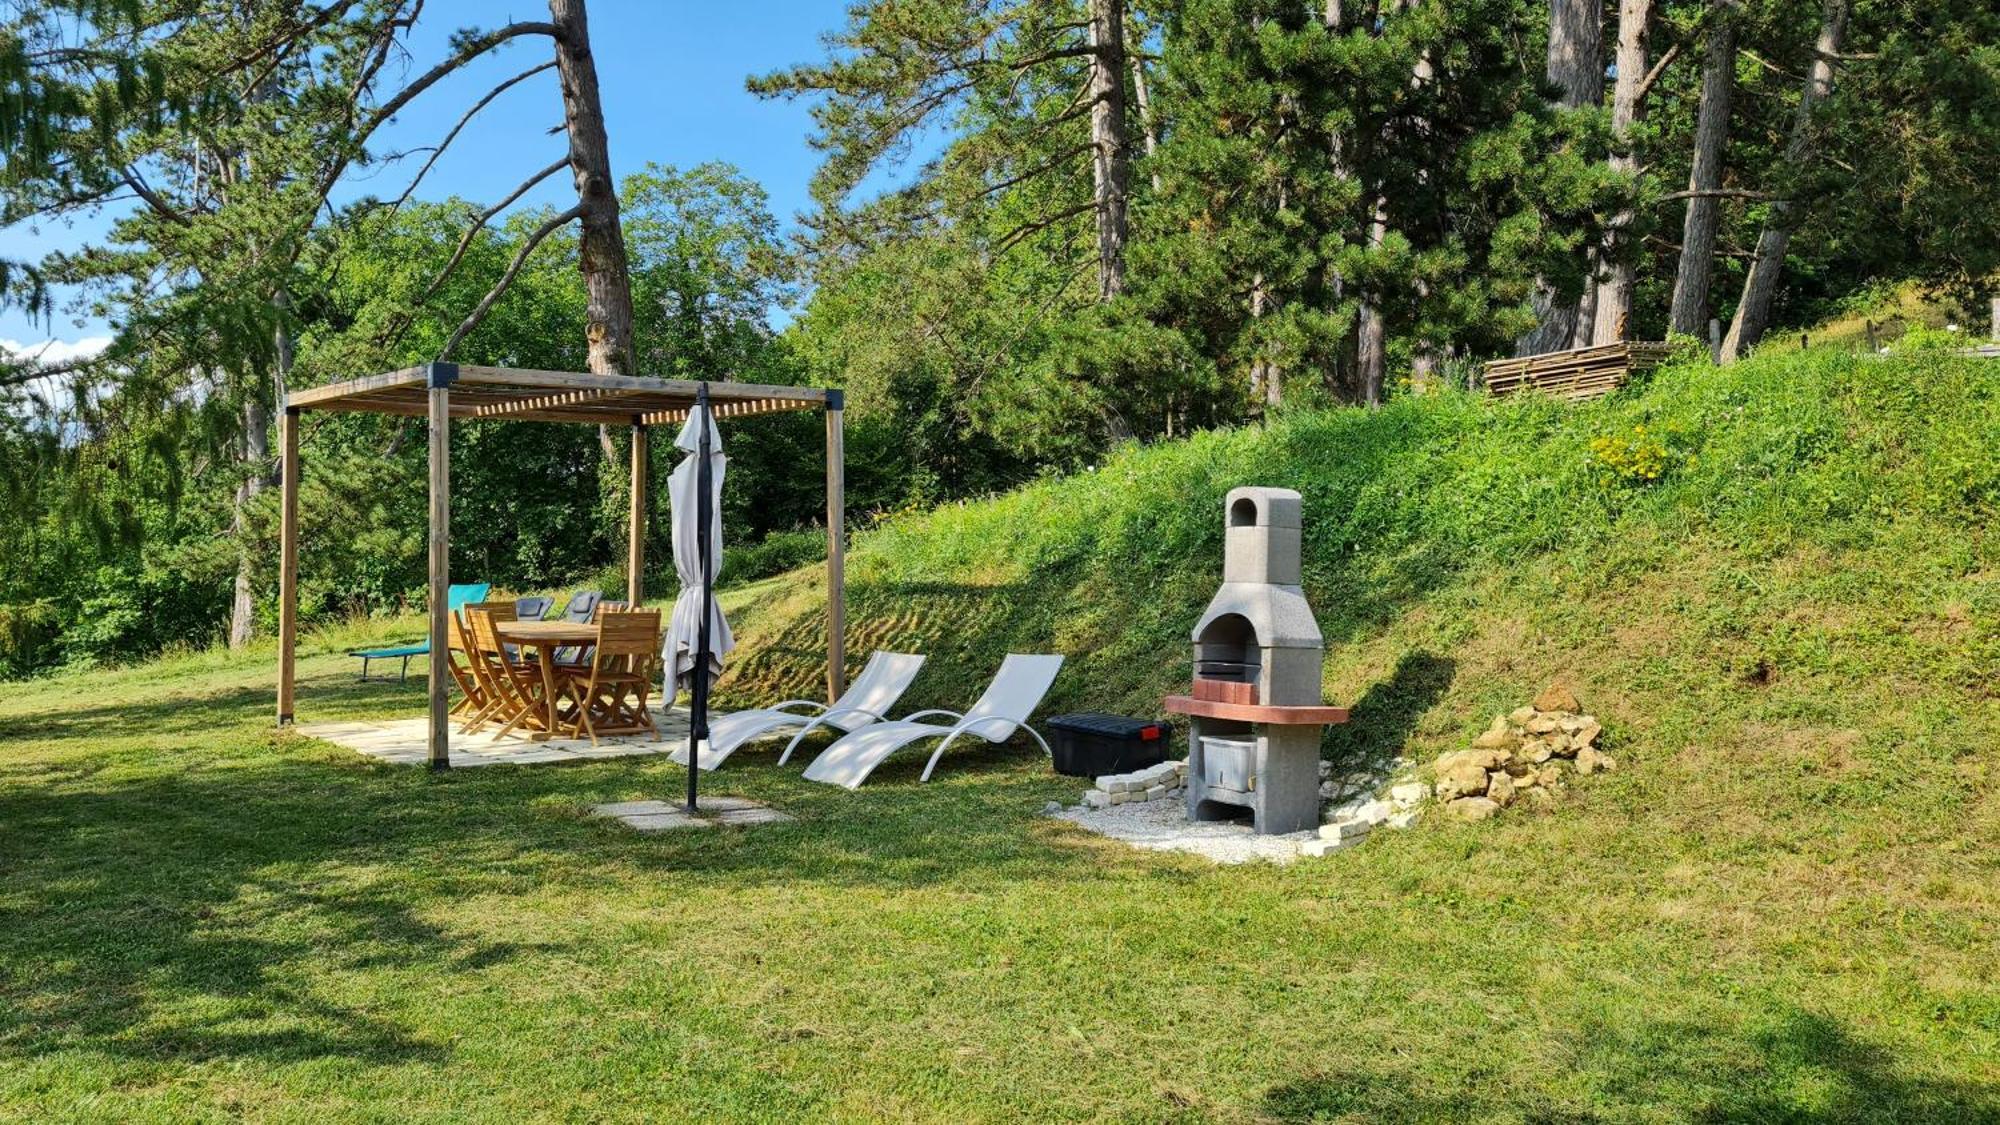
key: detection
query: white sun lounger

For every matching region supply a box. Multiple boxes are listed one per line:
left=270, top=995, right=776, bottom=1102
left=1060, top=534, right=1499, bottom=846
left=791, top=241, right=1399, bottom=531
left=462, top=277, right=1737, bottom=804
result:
left=799, top=654, right=1064, bottom=789
left=668, top=651, right=926, bottom=771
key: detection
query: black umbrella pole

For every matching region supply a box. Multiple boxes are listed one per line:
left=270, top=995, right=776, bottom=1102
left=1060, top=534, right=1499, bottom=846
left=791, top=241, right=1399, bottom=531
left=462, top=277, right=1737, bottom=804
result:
left=689, top=383, right=712, bottom=814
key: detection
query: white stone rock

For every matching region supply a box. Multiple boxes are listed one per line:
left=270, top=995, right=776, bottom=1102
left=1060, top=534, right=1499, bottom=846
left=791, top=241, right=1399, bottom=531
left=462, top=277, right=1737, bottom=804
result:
left=1143, top=785, right=1167, bottom=801
left=1387, top=810, right=1420, bottom=830
left=1109, top=790, right=1136, bottom=804
left=1299, top=836, right=1358, bottom=858
left=1329, top=794, right=1371, bottom=820
left=1318, top=819, right=1371, bottom=843
left=1043, top=800, right=1063, bottom=814
left=1094, top=775, right=1120, bottom=792
left=1082, top=790, right=1112, bottom=809
left=1352, top=798, right=1393, bottom=827
left=1390, top=782, right=1428, bottom=806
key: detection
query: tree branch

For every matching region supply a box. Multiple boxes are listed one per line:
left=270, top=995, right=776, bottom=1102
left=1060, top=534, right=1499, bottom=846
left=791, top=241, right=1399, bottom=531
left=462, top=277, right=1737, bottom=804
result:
left=1633, top=41, right=1683, bottom=103
left=417, top=156, right=570, bottom=306
left=438, top=204, right=582, bottom=360
left=123, top=169, right=191, bottom=226
left=390, top=60, right=557, bottom=210
left=995, top=199, right=1096, bottom=253
left=365, top=22, right=558, bottom=134
left=1653, top=188, right=1777, bottom=203
left=1739, top=48, right=1802, bottom=82
left=0, top=350, right=106, bottom=389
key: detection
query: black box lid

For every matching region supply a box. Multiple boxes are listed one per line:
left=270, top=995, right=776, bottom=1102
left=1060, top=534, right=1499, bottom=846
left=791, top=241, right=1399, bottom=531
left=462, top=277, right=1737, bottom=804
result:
left=1046, top=712, right=1168, bottom=740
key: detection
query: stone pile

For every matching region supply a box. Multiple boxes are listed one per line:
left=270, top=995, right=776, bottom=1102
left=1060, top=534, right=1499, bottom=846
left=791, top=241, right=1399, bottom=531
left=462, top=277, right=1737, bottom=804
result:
left=1079, top=759, right=1187, bottom=808
left=1433, top=684, right=1613, bottom=821
left=1301, top=780, right=1428, bottom=857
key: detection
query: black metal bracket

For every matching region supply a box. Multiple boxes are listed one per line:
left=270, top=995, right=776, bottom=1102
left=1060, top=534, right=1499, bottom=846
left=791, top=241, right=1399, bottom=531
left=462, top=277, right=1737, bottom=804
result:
left=426, top=361, right=459, bottom=389
left=824, top=388, right=845, bottom=411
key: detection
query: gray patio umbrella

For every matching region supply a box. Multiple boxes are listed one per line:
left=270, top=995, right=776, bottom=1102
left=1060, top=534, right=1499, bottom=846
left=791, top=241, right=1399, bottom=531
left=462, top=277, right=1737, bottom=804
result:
left=663, top=384, right=733, bottom=809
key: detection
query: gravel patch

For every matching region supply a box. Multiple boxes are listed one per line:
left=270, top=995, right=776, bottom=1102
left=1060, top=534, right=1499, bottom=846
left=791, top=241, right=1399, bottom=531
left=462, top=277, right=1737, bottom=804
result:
left=1051, top=798, right=1317, bottom=865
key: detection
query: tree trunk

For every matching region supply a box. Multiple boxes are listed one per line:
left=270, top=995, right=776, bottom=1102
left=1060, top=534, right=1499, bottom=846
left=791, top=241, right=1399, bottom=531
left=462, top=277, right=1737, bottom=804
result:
left=1249, top=273, right=1283, bottom=409
left=227, top=292, right=293, bottom=650
left=228, top=393, right=271, bottom=649
left=1321, top=0, right=1352, bottom=400
left=1356, top=192, right=1390, bottom=407
left=1721, top=0, right=1847, bottom=361
left=1669, top=0, right=1736, bottom=337
left=1575, top=252, right=1600, bottom=346
left=1517, top=0, right=1604, bottom=356
left=1592, top=0, right=1652, bottom=344
left=549, top=0, right=635, bottom=374
left=1086, top=0, right=1131, bottom=300
left=1127, top=24, right=1160, bottom=195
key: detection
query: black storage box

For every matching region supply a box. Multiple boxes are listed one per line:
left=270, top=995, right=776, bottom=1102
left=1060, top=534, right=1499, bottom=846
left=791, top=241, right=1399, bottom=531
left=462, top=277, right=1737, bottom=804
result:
left=1046, top=712, right=1171, bottom=777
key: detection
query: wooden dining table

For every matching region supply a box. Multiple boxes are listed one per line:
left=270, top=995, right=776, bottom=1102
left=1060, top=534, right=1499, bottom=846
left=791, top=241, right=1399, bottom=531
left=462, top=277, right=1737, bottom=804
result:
left=493, top=620, right=599, bottom=740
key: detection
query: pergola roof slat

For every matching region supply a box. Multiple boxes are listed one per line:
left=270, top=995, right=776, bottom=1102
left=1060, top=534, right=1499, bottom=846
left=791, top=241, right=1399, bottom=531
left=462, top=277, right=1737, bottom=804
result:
left=286, top=364, right=830, bottom=424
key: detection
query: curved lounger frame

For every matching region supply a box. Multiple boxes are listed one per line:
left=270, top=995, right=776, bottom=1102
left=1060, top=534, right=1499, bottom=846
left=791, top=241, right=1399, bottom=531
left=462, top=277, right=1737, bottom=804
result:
left=799, top=654, right=1064, bottom=789
left=668, top=651, right=926, bottom=770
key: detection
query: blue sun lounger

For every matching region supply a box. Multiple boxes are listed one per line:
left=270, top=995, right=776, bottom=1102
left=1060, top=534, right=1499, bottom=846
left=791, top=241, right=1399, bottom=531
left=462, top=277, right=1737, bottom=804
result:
left=349, top=583, right=492, bottom=682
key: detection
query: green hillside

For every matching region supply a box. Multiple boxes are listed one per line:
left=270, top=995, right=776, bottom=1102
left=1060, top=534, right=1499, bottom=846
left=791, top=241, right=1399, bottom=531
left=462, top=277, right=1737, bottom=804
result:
left=3, top=341, right=1996, bottom=1120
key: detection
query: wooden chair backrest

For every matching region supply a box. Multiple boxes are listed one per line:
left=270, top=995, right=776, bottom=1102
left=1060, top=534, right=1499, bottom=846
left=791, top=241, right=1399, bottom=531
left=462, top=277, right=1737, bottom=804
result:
left=592, top=600, right=631, bottom=622
left=447, top=611, right=469, bottom=652
left=463, top=602, right=518, bottom=661
left=591, top=610, right=660, bottom=664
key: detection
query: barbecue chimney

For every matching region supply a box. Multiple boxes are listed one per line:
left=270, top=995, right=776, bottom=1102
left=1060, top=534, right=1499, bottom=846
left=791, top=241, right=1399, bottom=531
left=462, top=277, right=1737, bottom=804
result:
left=1169, top=487, right=1345, bottom=834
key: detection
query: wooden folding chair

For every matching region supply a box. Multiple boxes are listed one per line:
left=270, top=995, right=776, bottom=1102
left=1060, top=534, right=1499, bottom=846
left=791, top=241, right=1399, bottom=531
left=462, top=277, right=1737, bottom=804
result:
left=446, top=611, right=486, bottom=718
left=461, top=602, right=534, bottom=737
left=556, top=609, right=662, bottom=746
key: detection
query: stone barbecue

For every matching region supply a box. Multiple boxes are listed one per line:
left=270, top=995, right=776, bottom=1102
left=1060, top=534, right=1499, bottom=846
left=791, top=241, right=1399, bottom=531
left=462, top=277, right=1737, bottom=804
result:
left=1165, top=487, right=1348, bottom=834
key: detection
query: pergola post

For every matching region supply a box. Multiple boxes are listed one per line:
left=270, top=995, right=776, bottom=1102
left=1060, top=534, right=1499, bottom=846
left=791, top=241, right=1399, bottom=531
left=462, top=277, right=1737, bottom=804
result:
left=276, top=406, right=301, bottom=725
left=825, top=391, right=846, bottom=703
left=628, top=421, right=648, bottom=606
left=426, top=362, right=455, bottom=769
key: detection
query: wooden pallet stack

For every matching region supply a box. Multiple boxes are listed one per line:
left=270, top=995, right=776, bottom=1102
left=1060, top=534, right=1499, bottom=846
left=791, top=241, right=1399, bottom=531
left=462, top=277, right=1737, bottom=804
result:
left=1482, top=341, right=1675, bottom=401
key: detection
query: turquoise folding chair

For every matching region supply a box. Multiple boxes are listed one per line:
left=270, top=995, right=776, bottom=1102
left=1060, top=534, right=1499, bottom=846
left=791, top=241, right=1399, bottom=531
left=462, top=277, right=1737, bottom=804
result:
left=349, top=583, right=492, bottom=682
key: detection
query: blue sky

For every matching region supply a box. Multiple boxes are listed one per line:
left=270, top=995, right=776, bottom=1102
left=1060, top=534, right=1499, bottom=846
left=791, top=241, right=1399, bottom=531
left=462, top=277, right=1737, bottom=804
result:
left=0, top=0, right=854, bottom=355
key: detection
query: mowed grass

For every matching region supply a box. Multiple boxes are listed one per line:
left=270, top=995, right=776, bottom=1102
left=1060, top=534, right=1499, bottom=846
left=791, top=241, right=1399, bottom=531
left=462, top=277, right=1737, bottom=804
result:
left=5, top=345, right=2000, bottom=1121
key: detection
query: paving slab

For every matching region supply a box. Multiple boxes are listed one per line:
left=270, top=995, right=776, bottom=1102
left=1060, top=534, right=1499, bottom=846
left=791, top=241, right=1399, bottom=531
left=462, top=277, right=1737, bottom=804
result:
left=591, top=800, right=678, bottom=817
left=301, top=711, right=691, bottom=766
left=623, top=812, right=712, bottom=832
left=592, top=796, right=793, bottom=833
left=710, top=806, right=794, bottom=827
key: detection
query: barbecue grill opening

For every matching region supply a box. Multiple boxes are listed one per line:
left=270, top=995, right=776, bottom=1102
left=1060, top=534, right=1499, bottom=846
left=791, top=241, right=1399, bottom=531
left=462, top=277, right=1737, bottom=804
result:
left=1229, top=496, right=1259, bottom=527
left=1195, top=613, right=1260, bottom=677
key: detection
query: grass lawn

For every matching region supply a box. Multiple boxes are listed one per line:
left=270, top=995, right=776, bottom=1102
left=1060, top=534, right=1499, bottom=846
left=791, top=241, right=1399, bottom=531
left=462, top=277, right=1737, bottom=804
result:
left=5, top=348, right=1998, bottom=1121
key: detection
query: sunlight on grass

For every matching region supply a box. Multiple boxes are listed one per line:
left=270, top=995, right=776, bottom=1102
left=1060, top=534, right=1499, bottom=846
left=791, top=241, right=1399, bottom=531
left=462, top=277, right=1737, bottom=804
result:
left=3, top=349, right=1997, bottom=1121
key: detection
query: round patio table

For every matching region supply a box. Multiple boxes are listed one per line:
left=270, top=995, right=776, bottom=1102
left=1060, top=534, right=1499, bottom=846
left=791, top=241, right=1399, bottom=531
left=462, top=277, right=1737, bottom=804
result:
left=494, top=620, right=599, bottom=740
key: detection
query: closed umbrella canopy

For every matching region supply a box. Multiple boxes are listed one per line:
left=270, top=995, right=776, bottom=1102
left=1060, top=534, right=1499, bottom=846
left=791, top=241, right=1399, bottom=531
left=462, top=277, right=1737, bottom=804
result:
left=662, top=401, right=732, bottom=705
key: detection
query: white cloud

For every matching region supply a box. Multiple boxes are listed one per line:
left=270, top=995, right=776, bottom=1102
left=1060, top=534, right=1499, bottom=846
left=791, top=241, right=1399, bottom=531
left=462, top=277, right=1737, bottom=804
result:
left=1, top=335, right=113, bottom=366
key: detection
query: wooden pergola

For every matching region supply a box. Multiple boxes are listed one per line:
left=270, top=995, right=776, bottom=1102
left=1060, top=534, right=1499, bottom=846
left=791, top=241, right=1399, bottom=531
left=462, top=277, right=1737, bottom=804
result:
left=275, top=362, right=846, bottom=769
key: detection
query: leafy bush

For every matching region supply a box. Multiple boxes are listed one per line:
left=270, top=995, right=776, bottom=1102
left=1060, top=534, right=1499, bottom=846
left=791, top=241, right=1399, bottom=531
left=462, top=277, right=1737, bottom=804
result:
left=721, top=528, right=827, bottom=587
left=1590, top=423, right=1695, bottom=487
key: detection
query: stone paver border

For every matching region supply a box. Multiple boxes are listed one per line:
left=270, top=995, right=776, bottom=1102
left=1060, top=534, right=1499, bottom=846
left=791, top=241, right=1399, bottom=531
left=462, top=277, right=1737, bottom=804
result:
left=588, top=797, right=794, bottom=833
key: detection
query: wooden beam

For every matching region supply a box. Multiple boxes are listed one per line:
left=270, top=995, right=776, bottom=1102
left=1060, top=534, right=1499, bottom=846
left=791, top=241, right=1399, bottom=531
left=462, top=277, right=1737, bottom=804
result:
left=277, top=407, right=301, bottom=725
left=456, top=365, right=829, bottom=404
left=286, top=366, right=426, bottom=409
left=427, top=381, right=452, bottom=769
left=825, top=397, right=846, bottom=703
left=628, top=423, right=648, bottom=606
